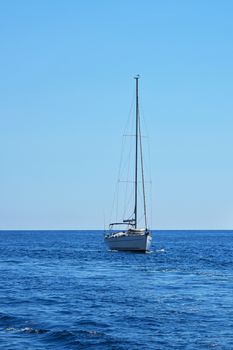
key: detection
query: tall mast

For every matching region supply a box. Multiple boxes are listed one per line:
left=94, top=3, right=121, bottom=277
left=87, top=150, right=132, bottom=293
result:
left=134, top=75, right=140, bottom=228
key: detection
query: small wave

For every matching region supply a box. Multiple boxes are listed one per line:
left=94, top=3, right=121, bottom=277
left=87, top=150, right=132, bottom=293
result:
left=5, top=325, right=104, bottom=339
left=47, top=329, right=77, bottom=342
left=0, top=312, right=49, bottom=337
left=5, top=326, right=48, bottom=334
left=37, top=249, right=47, bottom=252
left=86, top=330, right=103, bottom=336
left=72, top=329, right=104, bottom=337
left=50, top=331, right=127, bottom=350
left=77, top=319, right=110, bottom=329
left=0, top=312, right=18, bottom=324
left=1, top=260, right=22, bottom=264
left=146, top=249, right=154, bottom=254
left=156, top=248, right=166, bottom=253
left=1, top=312, right=129, bottom=350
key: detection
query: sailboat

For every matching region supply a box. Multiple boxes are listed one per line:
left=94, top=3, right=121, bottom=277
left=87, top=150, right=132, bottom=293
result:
left=104, top=75, right=152, bottom=252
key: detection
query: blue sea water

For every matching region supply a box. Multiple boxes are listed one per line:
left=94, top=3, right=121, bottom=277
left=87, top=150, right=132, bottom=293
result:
left=0, top=230, right=233, bottom=350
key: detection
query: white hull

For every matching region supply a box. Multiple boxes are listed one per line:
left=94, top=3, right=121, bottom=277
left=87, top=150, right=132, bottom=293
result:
left=105, top=232, right=152, bottom=252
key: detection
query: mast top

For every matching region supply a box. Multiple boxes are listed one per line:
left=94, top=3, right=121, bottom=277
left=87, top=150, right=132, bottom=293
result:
left=134, top=74, right=140, bottom=80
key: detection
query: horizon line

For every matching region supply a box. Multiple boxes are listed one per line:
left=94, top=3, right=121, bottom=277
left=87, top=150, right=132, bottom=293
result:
left=0, top=229, right=233, bottom=232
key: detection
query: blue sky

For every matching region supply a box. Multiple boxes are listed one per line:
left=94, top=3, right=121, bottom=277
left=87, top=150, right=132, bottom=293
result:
left=0, top=0, right=232, bottom=229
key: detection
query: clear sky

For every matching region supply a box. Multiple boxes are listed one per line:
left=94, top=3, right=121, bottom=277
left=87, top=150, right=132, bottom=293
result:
left=0, top=0, right=233, bottom=230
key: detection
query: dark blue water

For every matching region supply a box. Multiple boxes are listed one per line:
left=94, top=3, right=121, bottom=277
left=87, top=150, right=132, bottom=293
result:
left=0, top=231, right=233, bottom=350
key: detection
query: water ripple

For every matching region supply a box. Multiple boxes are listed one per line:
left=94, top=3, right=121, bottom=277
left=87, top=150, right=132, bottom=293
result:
left=0, top=230, right=233, bottom=350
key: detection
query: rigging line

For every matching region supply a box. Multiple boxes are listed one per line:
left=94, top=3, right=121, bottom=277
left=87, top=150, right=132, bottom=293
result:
left=123, top=91, right=135, bottom=136
left=145, top=134, right=152, bottom=184
left=118, top=180, right=152, bottom=183
left=123, top=136, right=133, bottom=219
left=112, top=133, right=128, bottom=223
left=138, top=185, right=145, bottom=221
left=140, top=104, right=152, bottom=184
left=123, top=134, right=148, bottom=138
left=118, top=109, right=135, bottom=181
left=136, top=182, right=146, bottom=225
left=140, top=101, right=152, bottom=230
left=140, top=103, right=150, bottom=139
left=117, top=134, right=126, bottom=182
left=119, top=105, right=135, bottom=220
left=115, top=182, right=119, bottom=224
left=114, top=93, right=135, bottom=223
left=123, top=187, right=134, bottom=220
left=118, top=91, right=135, bottom=178
left=139, top=110, right=148, bottom=229
left=119, top=130, right=134, bottom=180
left=118, top=133, right=133, bottom=219
left=117, top=91, right=134, bottom=183
left=150, top=180, right=153, bottom=230
left=109, top=181, right=118, bottom=226
left=123, top=126, right=133, bottom=216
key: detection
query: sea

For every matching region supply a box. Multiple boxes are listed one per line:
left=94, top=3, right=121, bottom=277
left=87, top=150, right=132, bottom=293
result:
left=0, top=230, right=233, bottom=350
